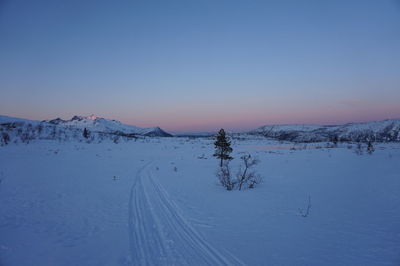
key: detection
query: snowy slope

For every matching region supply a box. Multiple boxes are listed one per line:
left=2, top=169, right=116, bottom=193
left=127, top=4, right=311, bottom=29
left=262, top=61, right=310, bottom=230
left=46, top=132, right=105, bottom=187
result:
left=250, top=119, right=400, bottom=142
left=0, top=115, right=40, bottom=124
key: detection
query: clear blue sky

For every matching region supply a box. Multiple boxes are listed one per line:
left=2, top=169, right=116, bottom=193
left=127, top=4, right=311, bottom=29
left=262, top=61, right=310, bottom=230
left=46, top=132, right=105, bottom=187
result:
left=1, top=0, right=399, bottom=132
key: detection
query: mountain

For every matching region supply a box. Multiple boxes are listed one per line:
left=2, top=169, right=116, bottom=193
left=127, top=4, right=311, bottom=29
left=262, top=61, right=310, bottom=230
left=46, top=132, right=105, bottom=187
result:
left=249, top=119, right=400, bottom=142
left=44, top=115, right=172, bottom=137
left=0, top=115, right=172, bottom=145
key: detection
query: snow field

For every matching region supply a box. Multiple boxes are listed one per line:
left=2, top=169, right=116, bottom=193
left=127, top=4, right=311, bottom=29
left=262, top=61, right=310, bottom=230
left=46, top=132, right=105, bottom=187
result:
left=0, top=138, right=399, bottom=265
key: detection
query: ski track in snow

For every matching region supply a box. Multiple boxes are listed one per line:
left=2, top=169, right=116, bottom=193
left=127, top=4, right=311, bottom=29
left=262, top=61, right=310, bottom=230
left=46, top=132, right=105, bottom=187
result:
left=128, top=162, right=244, bottom=266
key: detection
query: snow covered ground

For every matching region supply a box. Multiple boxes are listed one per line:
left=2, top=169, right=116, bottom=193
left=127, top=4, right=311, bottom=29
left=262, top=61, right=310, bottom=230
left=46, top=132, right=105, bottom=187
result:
left=0, top=137, right=399, bottom=265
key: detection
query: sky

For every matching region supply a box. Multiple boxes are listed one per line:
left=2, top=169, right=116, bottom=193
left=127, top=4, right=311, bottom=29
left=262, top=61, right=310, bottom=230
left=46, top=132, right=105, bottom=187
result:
left=1, top=0, right=400, bottom=133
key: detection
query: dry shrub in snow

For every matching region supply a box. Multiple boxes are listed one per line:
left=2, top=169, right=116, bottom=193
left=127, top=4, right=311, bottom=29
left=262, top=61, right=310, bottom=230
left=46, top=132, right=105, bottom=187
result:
left=216, top=154, right=262, bottom=191
left=236, top=154, right=261, bottom=190
left=216, top=162, right=235, bottom=191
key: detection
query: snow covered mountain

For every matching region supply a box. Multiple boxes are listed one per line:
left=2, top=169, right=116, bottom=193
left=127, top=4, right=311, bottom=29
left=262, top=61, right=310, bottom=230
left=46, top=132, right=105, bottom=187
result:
left=0, top=115, right=172, bottom=145
left=45, top=115, right=172, bottom=137
left=249, top=119, right=400, bottom=142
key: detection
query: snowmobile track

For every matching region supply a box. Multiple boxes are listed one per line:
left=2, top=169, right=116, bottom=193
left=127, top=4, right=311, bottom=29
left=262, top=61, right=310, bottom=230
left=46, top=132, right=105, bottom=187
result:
left=128, top=163, right=243, bottom=266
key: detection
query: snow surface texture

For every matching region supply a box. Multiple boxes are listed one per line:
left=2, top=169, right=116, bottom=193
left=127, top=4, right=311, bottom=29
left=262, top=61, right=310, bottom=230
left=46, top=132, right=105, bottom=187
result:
left=250, top=119, right=400, bottom=142
left=0, top=137, right=399, bottom=266
left=128, top=163, right=242, bottom=265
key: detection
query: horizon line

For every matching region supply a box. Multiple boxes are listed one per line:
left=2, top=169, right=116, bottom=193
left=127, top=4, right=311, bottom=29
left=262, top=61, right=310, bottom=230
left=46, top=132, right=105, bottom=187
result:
left=1, top=113, right=400, bottom=134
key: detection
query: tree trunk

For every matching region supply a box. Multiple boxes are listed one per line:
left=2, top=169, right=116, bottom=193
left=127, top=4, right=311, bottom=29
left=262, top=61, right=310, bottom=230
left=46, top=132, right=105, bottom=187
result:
left=238, top=167, right=248, bottom=190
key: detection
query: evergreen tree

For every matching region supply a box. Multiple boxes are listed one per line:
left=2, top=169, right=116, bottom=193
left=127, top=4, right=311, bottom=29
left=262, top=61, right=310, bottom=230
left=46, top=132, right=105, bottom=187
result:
left=213, top=129, right=233, bottom=167
left=367, top=141, right=375, bottom=154
left=331, top=135, right=339, bottom=147
left=83, top=128, right=90, bottom=139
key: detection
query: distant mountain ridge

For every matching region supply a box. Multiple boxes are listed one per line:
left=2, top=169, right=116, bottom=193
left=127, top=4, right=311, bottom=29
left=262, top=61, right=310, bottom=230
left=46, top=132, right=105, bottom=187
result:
left=44, top=115, right=172, bottom=137
left=249, top=119, right=400, bottom=142
left=0, top=114, right=172, bottom=145
left=2, top=114, right=400, bottom=145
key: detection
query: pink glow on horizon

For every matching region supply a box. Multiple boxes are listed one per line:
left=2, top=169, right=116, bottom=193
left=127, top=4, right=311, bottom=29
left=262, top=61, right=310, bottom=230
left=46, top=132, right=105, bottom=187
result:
left=121, top=104, right=400, bottom=133
left=3, top=103, right=400, bottom=133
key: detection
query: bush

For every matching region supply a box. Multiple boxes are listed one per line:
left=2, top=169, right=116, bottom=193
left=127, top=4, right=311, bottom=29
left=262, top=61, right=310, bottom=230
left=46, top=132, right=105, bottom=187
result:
left=216, top=162, right=235, bottom=191
left=236, top=154, right=261, bottom=190
left=1, top=133, right=10, bottom=145
left=216, top=154, right=262, bottom=191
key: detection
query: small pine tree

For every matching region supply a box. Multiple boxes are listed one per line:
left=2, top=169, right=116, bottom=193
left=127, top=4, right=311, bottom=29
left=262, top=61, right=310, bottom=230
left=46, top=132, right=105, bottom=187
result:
left=83, top=128, right=90, bottom=139
left=213, top=129, right=233, bottom=167
left=367, top=141, right=375, bottom=154
left=331, top=135, right=339, bottom=147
